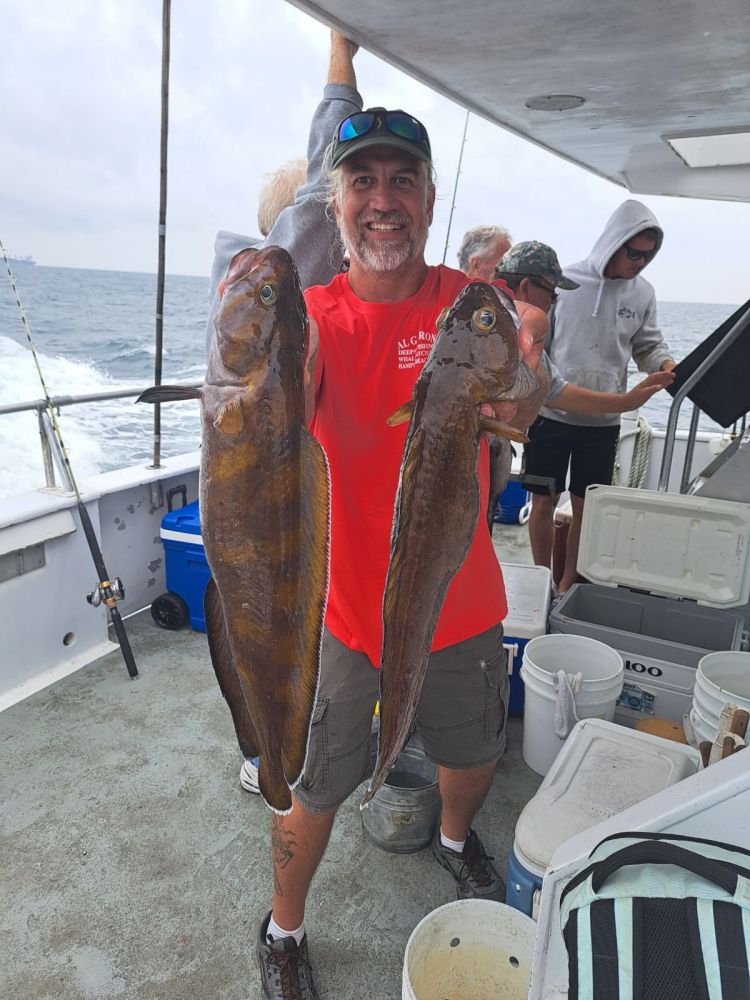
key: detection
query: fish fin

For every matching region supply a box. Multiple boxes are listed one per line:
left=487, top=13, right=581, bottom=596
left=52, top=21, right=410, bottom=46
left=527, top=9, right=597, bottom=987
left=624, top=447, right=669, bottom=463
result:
left=478, top=416, right=528, bottom=444
left=363, top=426, right=430, bottom=807
left=204, top=578, right=261, bottom=760
left=213, top=397, right=244, bottom=435
left=386, top=401, right=413, bottom=426
left=280, top=427, right=330, bottom=789
left=500, top=361, right=539, bottom=402
left=137, top=385, right=202, bottom=404
left=258, top=766, right=293, bottom=815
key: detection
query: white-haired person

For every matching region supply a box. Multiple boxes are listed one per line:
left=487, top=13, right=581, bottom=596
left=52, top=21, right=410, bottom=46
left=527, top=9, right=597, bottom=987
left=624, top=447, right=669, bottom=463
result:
left=204, top=32, right=361, bottom=358
left=457, top=224, right=512, bottom=280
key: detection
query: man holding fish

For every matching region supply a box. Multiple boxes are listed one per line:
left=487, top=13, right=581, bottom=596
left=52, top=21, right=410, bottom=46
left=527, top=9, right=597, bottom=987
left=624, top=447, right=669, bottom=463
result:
left=250, top=109, right=549, bottom=998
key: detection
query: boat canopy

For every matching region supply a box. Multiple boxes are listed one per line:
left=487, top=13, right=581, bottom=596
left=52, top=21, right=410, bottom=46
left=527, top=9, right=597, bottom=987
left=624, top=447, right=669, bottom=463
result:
left=287, top=0, right=750, bottom=203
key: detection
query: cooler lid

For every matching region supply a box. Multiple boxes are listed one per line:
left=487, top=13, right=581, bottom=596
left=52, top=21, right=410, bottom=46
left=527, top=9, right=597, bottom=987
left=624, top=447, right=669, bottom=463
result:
left=160, top=499, right=202, bottom=538
left=503, top=563, right=551, bottom=638
left=578, top=485, right=750, bottom=608
left=514, top=719, right=700, bottom=874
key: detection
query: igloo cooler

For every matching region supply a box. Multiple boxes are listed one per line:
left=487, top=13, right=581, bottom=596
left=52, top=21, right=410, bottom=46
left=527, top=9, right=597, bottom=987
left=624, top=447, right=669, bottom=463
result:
left=548, top=486, right=750, bottom=728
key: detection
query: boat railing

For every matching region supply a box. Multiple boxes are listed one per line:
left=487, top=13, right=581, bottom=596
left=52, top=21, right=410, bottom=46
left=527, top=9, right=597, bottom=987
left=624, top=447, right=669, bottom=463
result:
left=0, top=382, right=202, bottom=490
left=658, top=302, right=750, bottom=492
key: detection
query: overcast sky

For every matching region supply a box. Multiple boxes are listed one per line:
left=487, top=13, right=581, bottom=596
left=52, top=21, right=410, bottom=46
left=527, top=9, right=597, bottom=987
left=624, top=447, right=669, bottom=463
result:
left=2, top=0, right=749, bottom=305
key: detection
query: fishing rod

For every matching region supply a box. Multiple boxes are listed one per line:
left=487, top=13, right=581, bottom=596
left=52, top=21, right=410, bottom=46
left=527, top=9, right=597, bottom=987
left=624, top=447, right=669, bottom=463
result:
left=1, top=239, right=139, bottom=679
left=442, top=109, right=470, bottom=264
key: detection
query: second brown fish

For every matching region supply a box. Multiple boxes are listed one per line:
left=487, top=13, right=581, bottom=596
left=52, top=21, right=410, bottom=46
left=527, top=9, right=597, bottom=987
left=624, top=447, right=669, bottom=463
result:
left=362, top=282, right=537, bottom=806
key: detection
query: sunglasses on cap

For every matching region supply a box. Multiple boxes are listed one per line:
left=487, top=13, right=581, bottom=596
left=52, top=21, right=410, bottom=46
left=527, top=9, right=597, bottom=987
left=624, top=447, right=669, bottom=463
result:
left=331, top=109, right=431, bottom=167
left=623, top=244, right=656, bottom=262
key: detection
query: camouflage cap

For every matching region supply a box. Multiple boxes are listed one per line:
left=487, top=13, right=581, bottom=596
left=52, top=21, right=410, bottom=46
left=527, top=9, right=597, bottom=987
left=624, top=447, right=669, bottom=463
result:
left=495, top=240, right=579, bottom=289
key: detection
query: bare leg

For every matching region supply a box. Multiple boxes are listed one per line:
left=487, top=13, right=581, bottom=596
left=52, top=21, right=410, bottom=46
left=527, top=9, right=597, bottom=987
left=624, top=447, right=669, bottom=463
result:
left=528, top=492, right=559, bottom=569
left=271, top=798, right=337, bottom=930
left=559, top=492, right=585, bottom=593
left=438, top=761, right=497, bottom=841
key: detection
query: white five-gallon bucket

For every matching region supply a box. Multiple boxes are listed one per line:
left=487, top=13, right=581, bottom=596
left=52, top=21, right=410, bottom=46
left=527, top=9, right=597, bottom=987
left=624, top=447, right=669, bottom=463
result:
left=402, top=899, right=536, bottom=1000
left=520, top=634, right=624, bottom=776
left=690, top=650, right=750, bottom=744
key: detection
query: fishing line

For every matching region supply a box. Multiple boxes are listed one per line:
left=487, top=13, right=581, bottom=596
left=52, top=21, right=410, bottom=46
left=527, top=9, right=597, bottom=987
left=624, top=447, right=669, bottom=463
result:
left=1, top=238, right=138, bottom=678
left=442, top=109, right=470, bottom=264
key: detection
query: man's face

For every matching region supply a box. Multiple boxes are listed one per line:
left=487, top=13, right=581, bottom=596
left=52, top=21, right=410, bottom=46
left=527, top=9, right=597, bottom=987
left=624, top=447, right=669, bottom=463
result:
left=516, top=275, right=558, bottom=314
left=467, top=235, right=512, bottom=281
left=334, top=147, right=434, bottom=273
left=604, top=232, right=658, bottom=280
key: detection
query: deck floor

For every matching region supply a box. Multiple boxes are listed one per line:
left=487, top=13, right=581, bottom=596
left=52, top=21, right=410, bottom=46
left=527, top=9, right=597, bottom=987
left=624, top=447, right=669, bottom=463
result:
left=2, top=524, right=541, bottom=1000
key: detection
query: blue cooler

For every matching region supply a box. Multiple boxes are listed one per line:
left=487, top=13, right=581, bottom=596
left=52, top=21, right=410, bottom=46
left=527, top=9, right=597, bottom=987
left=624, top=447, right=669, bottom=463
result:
left=493, top=479, right=529, bottom=525
left=502, top=563, right=551, bottom=716
left=159, top=500, right=211, bottom=631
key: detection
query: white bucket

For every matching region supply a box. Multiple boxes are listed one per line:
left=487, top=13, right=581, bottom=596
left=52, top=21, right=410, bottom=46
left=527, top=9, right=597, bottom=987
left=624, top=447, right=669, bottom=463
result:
left=402, top=899, right=536, bottom=1000
left=691, top=651, right=750, bottom=744
left=689, top=703, right=717, bottom=746
left=520, top=634, right=624, bottom=776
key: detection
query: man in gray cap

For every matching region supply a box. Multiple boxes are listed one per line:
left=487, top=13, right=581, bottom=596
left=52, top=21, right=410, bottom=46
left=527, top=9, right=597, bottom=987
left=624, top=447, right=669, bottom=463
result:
left=494, top=239, right=674, bottom=580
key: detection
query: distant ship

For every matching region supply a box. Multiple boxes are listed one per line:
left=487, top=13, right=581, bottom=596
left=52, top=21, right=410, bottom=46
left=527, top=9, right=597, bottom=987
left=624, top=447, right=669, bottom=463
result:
left=8, top=254, right=36, bottom=267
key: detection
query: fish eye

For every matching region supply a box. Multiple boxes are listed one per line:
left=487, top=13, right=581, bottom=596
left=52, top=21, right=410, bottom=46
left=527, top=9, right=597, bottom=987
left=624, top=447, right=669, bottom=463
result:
left=260, top=283, right=277, bottom=305
left=436, top=306, right=450, bottom=329
left=472, top=306, right=496, bottom=332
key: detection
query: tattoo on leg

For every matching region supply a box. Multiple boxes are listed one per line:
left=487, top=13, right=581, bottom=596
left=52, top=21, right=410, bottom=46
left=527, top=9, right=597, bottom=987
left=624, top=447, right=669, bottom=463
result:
left=272, top=816, right=297, bottom=898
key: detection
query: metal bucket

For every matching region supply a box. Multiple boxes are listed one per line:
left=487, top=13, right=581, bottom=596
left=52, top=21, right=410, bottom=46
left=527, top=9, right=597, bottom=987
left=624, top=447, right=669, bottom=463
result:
left=359, top=742, right=440, bottom=854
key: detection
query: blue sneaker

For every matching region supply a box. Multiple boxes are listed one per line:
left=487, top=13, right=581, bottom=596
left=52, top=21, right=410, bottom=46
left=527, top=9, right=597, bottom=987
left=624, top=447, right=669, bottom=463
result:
left=240, top=757, right=260, bottom=794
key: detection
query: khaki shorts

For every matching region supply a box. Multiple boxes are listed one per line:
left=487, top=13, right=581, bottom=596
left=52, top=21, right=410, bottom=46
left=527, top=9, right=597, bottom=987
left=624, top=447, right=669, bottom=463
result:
left=294, top=624, right=508, bottom=813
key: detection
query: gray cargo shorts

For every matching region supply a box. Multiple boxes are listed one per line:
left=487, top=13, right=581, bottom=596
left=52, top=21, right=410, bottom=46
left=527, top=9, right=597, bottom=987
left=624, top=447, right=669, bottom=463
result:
left=293, top=624, right=508, bottom=814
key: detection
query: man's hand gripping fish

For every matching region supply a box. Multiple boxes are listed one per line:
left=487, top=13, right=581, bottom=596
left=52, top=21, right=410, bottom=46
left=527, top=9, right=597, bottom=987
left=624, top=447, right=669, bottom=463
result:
left=362, top=282, right=537, bottom=806
left=138, top=247, right=330, bottom=814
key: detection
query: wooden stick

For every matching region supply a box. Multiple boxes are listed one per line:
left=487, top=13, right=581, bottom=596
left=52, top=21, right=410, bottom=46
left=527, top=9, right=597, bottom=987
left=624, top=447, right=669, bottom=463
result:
left=699, top=741, right=712, bottom=768
left=730, top=708, right=750, bottom=740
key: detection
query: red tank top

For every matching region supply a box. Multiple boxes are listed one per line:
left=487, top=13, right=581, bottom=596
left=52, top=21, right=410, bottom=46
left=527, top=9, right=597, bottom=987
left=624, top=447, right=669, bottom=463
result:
left=306, top=264, right=509, bottom=667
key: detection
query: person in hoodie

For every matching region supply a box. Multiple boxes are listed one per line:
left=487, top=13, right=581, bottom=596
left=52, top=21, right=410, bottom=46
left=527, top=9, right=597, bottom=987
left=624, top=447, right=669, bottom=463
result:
left=524, top=201, right=677, bottom=592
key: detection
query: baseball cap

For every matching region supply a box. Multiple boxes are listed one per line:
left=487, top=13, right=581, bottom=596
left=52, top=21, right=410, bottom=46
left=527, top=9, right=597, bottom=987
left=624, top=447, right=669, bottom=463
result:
left=495, top=241, right=579, bottom=289
left=329, top=108, right=432, bottom=169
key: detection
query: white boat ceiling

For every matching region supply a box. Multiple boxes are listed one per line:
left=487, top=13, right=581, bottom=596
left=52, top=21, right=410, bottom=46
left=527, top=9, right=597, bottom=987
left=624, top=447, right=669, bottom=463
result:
left=287, top=0, right=750, bottom=202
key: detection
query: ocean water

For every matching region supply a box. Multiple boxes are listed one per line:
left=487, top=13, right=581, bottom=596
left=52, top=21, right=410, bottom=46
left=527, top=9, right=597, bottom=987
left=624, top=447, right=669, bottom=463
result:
left=0, top=264, right=739, bottom=500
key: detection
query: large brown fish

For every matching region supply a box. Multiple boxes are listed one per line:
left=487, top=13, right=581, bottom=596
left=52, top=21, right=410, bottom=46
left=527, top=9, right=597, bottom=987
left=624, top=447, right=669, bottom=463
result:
left=362, top=282, right=537, bottom=806
left=139, top=246, right=330, bottom=813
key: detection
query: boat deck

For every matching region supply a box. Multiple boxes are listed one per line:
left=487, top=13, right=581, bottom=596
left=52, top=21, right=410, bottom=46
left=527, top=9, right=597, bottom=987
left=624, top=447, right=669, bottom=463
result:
left=2, top=524, right=541, bottom=1000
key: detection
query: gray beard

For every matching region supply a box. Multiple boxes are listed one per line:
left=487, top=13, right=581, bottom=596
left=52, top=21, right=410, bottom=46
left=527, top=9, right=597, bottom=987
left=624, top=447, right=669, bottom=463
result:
left=341, top=216, right=429, bottom=273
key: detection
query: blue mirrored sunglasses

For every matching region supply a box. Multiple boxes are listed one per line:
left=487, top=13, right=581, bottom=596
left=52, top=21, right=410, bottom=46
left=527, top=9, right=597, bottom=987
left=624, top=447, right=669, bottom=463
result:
left=337, top=110, right=430, bottom=151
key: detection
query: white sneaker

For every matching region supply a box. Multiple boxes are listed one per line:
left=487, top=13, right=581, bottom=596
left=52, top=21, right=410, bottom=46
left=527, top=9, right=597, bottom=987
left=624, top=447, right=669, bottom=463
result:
left=239, top=757, right=260, bottom=794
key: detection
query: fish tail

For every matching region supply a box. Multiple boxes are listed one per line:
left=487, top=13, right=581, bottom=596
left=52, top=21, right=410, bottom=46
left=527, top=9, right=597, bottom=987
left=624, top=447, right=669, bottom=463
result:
left=204, top=578, right=261, bottom=760
left=258, top=763, right=293, bottom=815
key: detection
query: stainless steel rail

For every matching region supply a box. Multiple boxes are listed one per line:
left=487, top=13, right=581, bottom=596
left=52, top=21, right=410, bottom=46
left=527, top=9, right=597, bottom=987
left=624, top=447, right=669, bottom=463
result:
left=657, top=303, right=750, bottom=492
left=0, top=381, right=202, bottom=489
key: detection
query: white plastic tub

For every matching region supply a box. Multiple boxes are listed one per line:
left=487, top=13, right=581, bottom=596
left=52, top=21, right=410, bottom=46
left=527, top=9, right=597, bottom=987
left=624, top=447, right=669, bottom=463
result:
left=690, top=650, right=750, bottom=744
left=520, top=634, right=623, bottom=775
left=402, top=899, right=536, bottom=1000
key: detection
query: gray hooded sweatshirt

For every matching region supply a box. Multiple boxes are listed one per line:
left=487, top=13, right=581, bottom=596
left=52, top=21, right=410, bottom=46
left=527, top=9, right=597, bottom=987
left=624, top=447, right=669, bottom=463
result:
left=205, top=82, right=362, bottom=356
left=540, top=199, right=673, bottom=427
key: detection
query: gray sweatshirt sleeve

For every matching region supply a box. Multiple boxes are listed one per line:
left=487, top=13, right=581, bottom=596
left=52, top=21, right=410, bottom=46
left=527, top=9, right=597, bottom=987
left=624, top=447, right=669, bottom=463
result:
left=205, top=82, right=363, bottom=355
left=541, top=352, right=568, bottom=404
left=631, top=296, right=673, bottom=373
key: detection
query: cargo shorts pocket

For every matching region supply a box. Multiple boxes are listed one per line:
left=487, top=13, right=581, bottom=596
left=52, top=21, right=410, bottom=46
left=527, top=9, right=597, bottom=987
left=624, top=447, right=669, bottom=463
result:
left=482, top=649, right=509, bottom=746
left=298, top=698, right=329, bottom=793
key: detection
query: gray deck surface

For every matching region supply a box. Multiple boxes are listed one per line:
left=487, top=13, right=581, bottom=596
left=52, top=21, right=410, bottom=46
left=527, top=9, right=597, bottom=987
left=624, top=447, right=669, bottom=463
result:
left=2, top=524, right=541, bottom=1000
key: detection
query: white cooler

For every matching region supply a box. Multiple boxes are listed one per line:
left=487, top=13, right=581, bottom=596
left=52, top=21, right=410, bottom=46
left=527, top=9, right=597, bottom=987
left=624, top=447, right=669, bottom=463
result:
left=502, top=562, right=551, bottom=716
left=549, top=486, right=750, bottom=728
left=506, top=718, right=700, bottom=916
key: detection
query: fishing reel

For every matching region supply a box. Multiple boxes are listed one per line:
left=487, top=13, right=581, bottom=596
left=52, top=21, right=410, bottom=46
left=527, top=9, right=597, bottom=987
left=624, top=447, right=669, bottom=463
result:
left=87, top=577, right=125, bottom=608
